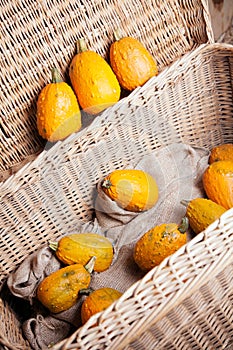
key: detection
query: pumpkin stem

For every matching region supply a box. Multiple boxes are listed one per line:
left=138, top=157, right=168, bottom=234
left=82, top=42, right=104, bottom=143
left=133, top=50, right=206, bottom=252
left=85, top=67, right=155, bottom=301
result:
left=84, top=256, right=96, bottom=274
left=180, top=199, right=190, bottom=207
left=51, top=67, right=63, bottom=83
left=102, top=179, right=112, bottom=189
left=79, top=287, right=94, bottom=296
left=113, top=29, right=123, bottom=41
left=48, top=241, right=58, bottom=251
left=77, top=38, right=88, bottom=53
left=178, top=216, right=189, bottom=233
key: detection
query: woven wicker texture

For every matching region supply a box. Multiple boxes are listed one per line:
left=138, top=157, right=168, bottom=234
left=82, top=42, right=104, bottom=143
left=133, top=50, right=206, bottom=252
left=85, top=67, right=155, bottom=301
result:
left=0, top=286, right=31, bottom=350
left=0, top=0, right=213, bottom=181
left=0, top=42, right=233, bottom=349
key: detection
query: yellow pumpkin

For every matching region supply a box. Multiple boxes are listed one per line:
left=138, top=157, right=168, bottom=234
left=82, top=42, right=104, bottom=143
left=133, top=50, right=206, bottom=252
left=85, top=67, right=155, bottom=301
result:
left=81, top=287, right=122, bottom=324
left=133, top=218, right=188, bottom=271
left=69, top=39, right=121, bottom=115
left=181, top=198, right=226, bottom=234
left=209, top=143, right=233, bottom=164
left=202, top=160, right=233, bottom=209
left=37, top=257, right=95, bottom=314
left=109, top=32, right=158, bottom=91
left=37, top=67, right=81, bottom=142
left=49, top=233, right=114, bottom=272
left=101, top=169, right=159, bottom=212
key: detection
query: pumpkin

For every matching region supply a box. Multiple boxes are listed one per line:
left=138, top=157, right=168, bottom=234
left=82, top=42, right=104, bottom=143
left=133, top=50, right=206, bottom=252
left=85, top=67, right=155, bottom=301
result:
left=37, top=67, right=81, bottom=142
left=49, top=233, right=114, bottom=272
left=69, top=39, right=121, bottom=115
left=209, top=143, right=233, bottom=164
left=109, top=31, right=158, bottom=91
left=133, top=218, right=188, bottom=271
left=181, top=198, right=226, bottom=234
left=80, top=287, right=122, bottom=324
left=101, top=169, right=159, bottom=212
left=37, top=257, right=95, bottom=313
left=202, top=160, right=233, bottom=209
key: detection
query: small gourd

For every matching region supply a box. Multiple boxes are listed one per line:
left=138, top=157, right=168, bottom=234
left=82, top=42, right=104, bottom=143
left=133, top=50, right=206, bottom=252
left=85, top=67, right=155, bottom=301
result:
left=37, top=67, right=81, bottom=142
left=109, top=31, right=158, bottom=91
left=181, top=198, right=226, bottom=234
left=209, top=143, right=233, bottom=164
left=101, top=169, right=159, bottom=212
left=37, top=257, right=95, bottom=313
left=49, top=233, right=114, bottom=272
left=133, top=218, right=188, bottom=271
left=202, top=160, right=233, bottom=209
left=69, top=39, right=121, bottom=115
left=80, top=287, right=122, bottom=324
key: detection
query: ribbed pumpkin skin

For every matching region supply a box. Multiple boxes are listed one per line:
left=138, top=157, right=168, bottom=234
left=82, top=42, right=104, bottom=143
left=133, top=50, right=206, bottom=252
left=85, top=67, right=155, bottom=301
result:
left=209, top=143, right=233, bottom=164
left=37, top=70, right=81, bottom=142
left=81, top=287, right=122, bottom=324
left=101, top=169, right=159, bottom=212
left=133, top=223, right=187, bottom=271
left=184, top=198, right=226, bottom=234
left=52, top=233, right=114, bottom=272
left=203, top=160, right=233, bottom=209
left=37, top=264, right=91, bottom=313
left=110, top=36, right=158, bottom=91
left=69, top=50, right=121, bottom=115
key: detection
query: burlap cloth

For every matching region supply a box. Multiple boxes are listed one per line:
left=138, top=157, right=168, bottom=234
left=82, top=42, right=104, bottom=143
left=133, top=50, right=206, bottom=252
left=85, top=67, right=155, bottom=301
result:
left=7, top=143, right=209, bottom=349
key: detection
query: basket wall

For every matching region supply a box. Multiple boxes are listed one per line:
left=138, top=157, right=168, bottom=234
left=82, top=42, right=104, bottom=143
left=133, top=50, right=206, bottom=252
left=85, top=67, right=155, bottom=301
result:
left=0, top=43, right=233, bottom=349
left=0, top=0, right=213, bottom=181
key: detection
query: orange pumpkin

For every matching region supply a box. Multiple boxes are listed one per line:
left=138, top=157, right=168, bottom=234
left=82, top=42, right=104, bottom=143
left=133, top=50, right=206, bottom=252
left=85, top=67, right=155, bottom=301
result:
left=37, top=67, right=81, bottom=142
left=101, top=169, right=159, bottom=212
left=81, top=287, right=122, bottom=324
left=110, top=32, right=158, bottom=91
left=133, top=218, right=188, bottom=271
left=209, top=143, right=233, bottom=164
left=69, top=39, right=121, bottom=115
left=202, top=160, right=233, bottom=209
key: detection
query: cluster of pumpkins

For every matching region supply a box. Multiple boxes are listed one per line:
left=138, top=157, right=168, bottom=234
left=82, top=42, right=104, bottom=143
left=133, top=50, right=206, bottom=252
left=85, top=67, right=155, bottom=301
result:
left=37, top=168, right=159, bottom=323
left=36, top=143, right=233, bottom=323
left=36, top=32, right=158, bottom=142
left=37, top=234, right=120, bottom=324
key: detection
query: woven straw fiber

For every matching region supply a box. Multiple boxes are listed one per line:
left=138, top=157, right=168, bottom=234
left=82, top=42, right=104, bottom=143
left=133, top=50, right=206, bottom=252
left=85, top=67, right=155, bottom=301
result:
left=1, top=42, right=233, bottom=349
left=0, top=0, right=213, bottom=181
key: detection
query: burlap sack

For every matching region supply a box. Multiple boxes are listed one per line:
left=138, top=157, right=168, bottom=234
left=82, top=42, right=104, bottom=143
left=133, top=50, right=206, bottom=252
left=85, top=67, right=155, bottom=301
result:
left=7, top=246, right=62, bottom=303
left=7, top=143, right=209, bottom=349
left=22, top=315, right=74, bottom=350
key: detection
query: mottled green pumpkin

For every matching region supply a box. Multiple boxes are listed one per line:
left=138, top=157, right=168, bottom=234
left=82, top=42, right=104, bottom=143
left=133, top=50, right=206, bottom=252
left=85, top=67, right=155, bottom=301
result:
left=181, top=198, right=226, bottom=234
left=49, top=233, right=113, bottom=272
left=37, top=258, right=95, bottom=313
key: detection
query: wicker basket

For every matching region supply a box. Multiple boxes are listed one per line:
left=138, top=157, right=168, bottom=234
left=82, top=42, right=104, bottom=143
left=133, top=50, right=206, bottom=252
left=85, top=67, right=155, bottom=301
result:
left=1, top=1, right=233, bottom=350
left=0, top=0, right=213, bottom=182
